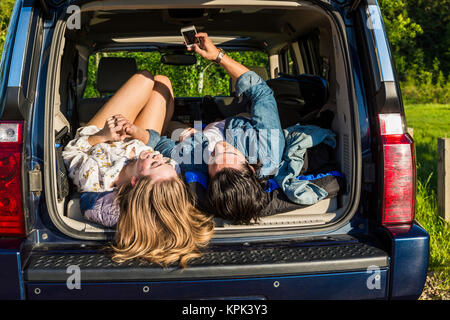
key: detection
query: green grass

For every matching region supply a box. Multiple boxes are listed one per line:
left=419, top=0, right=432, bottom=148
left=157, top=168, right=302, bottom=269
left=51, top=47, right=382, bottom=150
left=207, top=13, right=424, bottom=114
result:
left=405, top=104, right=450, bottom=188
left=404, top=104, right=450, bottom=277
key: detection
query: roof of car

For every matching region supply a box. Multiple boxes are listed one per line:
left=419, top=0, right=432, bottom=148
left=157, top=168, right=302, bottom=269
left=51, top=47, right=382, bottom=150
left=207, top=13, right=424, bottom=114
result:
left=65, top=4, right=329, bottom=52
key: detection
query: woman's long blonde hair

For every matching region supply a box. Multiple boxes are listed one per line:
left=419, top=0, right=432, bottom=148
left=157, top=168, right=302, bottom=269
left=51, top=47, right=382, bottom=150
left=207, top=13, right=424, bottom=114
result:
left=111, top=176, right=214, bottom=268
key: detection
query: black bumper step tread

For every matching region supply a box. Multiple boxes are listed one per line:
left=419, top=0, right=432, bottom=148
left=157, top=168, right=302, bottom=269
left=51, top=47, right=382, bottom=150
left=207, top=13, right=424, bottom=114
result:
left=24, top=242, right=388, bottom=282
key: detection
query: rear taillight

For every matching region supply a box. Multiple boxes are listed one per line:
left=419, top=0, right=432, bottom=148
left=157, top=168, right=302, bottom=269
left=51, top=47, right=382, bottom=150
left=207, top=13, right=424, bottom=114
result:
left=378, top=114, right=416, bottom=234
left=0, top=121, right=26, bottom=237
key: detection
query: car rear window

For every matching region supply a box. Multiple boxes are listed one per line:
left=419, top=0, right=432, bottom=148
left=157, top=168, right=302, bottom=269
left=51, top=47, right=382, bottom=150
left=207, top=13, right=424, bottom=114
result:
left=83, top=50, right=269, bottom=98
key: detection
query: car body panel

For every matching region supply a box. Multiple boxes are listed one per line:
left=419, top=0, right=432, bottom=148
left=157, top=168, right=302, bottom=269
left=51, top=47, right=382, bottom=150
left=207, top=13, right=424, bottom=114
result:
left=26, top=270, right=389, bottom=300
left=0, top=239, right=25, bottom=300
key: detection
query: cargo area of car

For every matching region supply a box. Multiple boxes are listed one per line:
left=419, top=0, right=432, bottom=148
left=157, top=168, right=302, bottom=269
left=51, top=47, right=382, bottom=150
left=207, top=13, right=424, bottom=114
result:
left=43, top=1, right=361, bottom=240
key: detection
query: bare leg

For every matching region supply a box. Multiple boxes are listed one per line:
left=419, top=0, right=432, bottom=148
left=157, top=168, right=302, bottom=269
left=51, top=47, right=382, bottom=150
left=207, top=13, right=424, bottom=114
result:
left=87, top=70, right=155, bottom=128
left=133, top=75, right=174, bottom=135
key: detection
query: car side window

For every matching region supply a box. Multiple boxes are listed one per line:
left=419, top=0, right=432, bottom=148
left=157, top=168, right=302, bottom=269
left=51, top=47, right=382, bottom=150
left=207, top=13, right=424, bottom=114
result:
left=278, top=45, right=298, bottom=76
left=297, top=30, right=323, bottom=77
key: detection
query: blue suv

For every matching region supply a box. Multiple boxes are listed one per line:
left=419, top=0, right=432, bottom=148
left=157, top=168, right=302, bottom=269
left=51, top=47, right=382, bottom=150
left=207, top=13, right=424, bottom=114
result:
left=0, top=0, right=429, bottom=300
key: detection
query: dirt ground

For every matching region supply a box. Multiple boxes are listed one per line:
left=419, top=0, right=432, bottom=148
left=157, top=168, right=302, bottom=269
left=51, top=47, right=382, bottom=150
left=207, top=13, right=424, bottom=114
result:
left=419, top=271, right=450, bottom=300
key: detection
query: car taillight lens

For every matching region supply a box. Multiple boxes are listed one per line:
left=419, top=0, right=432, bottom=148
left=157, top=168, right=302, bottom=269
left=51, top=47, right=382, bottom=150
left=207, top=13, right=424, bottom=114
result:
left=0, top=121, right=26, bottom=237
left=378, top=114, right=416, bottom=234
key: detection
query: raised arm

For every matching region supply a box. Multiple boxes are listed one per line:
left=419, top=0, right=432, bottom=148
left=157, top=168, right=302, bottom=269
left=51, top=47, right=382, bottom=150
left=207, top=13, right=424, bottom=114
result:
left=189, top=33, right=250, bottom=81
left=189, top=33, right=279, bottom=130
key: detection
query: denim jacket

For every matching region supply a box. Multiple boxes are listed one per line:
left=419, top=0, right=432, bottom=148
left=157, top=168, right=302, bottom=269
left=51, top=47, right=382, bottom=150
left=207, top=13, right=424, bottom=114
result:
left=273, top=124, right=337, bottom=205
left=147, top=71, right=285, bottom=178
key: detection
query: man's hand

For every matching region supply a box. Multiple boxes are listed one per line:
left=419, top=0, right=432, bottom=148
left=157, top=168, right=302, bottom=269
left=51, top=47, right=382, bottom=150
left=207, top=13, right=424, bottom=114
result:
left=187, top=32, right=220, bottom=61
left=178, top=127, right=198, bottom=142
left=187, top=31, right=249, bottom=81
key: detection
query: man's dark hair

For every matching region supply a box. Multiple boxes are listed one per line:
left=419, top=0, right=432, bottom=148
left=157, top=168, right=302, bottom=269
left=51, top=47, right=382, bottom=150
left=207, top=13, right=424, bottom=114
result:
left=207, top=163, right=267, bottom=224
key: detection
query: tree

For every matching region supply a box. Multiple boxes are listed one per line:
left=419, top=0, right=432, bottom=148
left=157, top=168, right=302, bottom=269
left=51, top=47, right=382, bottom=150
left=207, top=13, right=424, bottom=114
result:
left=406, top=0, right=450, bottom=79
left=0, top=0, right=15, bottom=54
left=378, top=0, right=423, bottom=80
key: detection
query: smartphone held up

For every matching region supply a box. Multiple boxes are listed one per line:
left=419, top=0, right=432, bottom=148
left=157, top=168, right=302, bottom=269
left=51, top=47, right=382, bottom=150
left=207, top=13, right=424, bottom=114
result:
left=181, top=26, right=199, bottom=48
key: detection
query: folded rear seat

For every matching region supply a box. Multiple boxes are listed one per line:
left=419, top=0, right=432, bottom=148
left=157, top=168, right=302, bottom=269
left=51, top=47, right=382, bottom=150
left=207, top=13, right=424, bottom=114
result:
left=78, top=57, right=138, bottom=126
left=66, top=192, right=338, bottom=231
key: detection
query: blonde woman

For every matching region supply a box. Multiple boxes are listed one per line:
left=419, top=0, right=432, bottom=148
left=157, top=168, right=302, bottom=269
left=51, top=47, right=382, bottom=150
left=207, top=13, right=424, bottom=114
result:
left=63, top=71, right=214, bottom=268
left=113, top=176, right=213, bottom=268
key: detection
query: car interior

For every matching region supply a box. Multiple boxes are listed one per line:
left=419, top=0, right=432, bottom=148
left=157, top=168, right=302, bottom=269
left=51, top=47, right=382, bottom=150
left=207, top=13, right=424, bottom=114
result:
left=46, top=4, right=356, bottom=237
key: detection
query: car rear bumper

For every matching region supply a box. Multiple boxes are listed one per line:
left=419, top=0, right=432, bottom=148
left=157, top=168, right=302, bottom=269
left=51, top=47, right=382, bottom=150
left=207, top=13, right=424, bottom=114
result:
left=2, top=224, right=429, bottom=300
left=25, top=269, right=389, bottom=300
left=385, top=223, right=430, bottom=300
left=23, top=235, right=390, bottom=300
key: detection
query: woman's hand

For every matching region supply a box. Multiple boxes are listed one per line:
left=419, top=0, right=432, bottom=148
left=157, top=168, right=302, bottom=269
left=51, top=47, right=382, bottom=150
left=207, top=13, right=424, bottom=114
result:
left=88, top=115, right=129, bottom=145
left=187, top=32, right=220, bottom=61
left=102, top=115, right=130, bottom=142
left=111, top=114, right=133, bottom=139
left=112, top=114, right=151, bottom=144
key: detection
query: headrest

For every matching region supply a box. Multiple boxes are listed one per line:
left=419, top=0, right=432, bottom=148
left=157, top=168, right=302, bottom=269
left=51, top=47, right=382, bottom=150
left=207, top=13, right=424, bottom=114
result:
left=230, top=66, right=269, bottom=95
left=249, top=66, right=269, bottom=81
left=97, top=57, right=138, bottom=94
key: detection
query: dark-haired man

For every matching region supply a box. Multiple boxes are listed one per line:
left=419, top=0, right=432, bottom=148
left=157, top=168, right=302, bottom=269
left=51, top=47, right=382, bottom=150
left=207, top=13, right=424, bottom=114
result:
left=148, top=32, right=285, bottom=224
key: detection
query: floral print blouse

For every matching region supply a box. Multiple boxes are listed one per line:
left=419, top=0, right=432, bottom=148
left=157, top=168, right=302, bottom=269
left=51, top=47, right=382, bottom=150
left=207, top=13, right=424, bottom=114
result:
left=62, top=125, right=174, bottom=193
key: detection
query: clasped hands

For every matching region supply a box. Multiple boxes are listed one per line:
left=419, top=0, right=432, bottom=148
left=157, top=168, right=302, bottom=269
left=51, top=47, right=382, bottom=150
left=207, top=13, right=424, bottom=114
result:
left=96, top=114, right=139, bottom=143
left=95, top=114, right=198, bottom=145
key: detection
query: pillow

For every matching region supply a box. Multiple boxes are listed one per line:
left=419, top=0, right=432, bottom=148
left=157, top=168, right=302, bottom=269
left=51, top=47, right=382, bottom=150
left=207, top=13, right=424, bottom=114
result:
left=80, top=191, right=120, bottom=228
